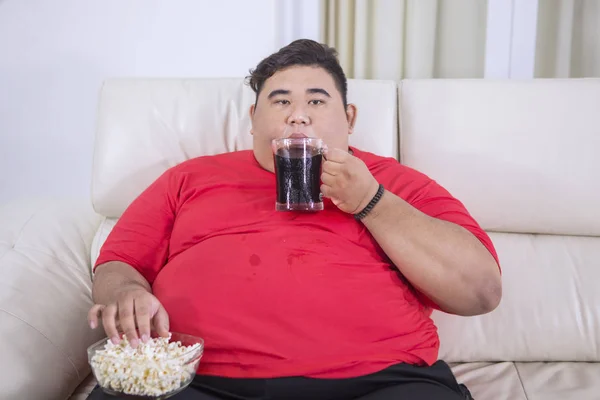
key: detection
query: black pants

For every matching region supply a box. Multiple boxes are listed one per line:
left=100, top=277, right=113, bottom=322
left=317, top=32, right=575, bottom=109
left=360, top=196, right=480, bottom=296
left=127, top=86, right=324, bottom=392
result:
left=87, top=360, right=472, bottom=400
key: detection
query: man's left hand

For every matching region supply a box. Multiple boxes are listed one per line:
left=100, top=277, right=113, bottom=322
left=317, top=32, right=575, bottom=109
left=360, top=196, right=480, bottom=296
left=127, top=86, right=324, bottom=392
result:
left=320, top=148, right=379, bottom=214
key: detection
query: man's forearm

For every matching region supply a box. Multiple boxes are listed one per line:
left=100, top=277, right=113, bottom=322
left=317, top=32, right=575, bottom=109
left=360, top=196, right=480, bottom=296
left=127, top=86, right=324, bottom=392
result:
left=92, top=261, right=152, bottom=305
left=361, top=191, right=502, bottom=316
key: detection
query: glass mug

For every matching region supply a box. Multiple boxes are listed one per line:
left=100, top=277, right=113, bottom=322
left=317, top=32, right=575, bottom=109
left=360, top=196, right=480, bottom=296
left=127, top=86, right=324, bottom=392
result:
left=271, top=137, right=327, bottom=211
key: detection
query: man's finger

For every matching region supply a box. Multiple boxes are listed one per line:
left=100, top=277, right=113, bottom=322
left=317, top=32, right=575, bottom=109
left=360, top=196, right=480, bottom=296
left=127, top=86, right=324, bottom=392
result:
left=321, top=172, right=336, bottom=186
left=101, top=304, right=120, bottom=344
left=118, top=297, right=140, bottom=348
left=134, top=298, right=152, bottom=343
left=323, top=148, right=350, bottom=163
left=320, top=184, right=334, bottom=198
left=88, top=304, right=105, bottom=329
left=322, top=160, right=343, bottom=175
left=153, top=305, right=170, bottom=338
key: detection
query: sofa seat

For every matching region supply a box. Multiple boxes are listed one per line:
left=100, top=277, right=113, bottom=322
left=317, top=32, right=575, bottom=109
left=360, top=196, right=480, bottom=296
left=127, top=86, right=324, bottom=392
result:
left=70, top=362, right=600, bottom=399
left=452, top=362, right=600, bottom=399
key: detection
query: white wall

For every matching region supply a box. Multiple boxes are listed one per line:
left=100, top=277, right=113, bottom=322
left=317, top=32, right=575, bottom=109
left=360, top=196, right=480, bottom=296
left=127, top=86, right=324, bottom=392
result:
left=0, top=0, right=276, bottom=203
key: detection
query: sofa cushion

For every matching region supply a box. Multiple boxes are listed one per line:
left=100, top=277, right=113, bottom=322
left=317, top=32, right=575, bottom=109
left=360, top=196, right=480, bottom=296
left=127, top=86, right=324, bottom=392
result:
left=451, top=362, right=600, bottom=400
left=399, top=78, right=600, bottom=236
left=451, top=362, right=527, bottom=400
left=515, top=362, right=600, bottom=399
left=90, top=217, right=117, bottom=271
left=434, top=232, right=600, bottom=363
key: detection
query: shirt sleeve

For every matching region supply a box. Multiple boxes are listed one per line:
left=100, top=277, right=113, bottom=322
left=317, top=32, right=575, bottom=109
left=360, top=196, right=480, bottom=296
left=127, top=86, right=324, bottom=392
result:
left=93, top=168, right=179, bottom=284
left=383, top=164, right=500, bottom=310
left=408, top=180, right=499, bottom=267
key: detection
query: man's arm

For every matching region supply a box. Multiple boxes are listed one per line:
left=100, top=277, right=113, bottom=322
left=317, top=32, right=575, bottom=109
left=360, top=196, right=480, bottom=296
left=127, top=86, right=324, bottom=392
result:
left=88, top=168, right=179, bottom=346
left=361, top=190, right=502, bottom=316
left=320, top=148, right=501, bottom=316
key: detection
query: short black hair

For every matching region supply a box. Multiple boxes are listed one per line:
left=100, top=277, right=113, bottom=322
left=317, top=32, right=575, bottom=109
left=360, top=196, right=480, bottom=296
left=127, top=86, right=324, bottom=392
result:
left=246, top=39, right=348, bottom=108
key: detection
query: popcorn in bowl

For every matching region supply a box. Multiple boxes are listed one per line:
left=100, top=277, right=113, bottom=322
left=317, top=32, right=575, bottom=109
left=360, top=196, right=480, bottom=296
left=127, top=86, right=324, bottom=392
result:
left=87, top=332, right=204, bottom=398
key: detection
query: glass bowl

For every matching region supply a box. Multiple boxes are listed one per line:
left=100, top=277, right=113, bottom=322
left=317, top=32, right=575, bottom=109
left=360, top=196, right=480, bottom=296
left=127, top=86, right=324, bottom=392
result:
left=87, top=332, right=204, bottom=399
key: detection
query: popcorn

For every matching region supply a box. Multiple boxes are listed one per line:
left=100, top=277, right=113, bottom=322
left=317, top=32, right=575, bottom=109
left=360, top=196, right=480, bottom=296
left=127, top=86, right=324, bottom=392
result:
left=90, top=334, right=202, bottom=396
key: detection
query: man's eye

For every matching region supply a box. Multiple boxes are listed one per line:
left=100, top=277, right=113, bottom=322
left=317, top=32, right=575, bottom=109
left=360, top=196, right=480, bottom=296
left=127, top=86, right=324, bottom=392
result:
left=309, top=99, right=324, bottom=105
left=275, top=99, right=290, bottom=105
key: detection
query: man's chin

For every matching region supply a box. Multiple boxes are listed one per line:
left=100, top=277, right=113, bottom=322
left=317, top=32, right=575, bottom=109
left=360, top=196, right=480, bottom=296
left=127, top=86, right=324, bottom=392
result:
left=252, top=149, right=275, bottom=173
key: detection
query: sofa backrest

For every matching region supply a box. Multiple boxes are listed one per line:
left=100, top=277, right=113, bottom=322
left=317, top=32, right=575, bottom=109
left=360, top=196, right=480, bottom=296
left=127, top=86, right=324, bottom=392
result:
left=92, top=78, right=398, bottom=218
left=91, top=77, right=600, bottom=364
left=399, top=79, right=600, bottom=363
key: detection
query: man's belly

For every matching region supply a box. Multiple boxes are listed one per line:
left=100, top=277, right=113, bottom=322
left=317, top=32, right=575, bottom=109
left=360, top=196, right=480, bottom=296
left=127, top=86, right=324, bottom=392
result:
left=151, top=234, right=438, bottom=378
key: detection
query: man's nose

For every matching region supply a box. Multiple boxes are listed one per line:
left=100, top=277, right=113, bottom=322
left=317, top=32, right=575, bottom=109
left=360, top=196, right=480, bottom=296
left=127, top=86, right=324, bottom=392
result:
left=287, top=111, right=311, bottom=126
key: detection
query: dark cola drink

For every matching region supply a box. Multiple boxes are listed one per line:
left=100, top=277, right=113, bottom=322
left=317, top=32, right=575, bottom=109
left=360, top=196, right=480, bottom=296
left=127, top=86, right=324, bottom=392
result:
left=273, top=139, right=325, bottom=211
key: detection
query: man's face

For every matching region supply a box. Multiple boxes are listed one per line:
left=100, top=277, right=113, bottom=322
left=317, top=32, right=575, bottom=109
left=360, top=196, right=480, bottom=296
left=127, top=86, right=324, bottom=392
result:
left=249, top=65, right=357, bottom=172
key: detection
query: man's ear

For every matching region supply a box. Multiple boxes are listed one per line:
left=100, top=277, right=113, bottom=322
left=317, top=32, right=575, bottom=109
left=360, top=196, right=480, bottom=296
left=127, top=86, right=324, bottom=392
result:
left=346, top=104, right=357, bottom=135
left=249, top=104, right=255, bottom=135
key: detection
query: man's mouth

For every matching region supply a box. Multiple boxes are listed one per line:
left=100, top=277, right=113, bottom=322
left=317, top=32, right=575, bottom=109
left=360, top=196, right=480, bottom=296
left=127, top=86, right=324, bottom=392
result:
left=288, top=132, right=309, bottom=139
left=281, top=124, right=314, bottom=139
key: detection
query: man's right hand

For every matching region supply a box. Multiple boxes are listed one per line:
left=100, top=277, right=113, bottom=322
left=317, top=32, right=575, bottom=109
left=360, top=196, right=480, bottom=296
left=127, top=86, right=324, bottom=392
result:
left=88, top=285, right=170, bottom=348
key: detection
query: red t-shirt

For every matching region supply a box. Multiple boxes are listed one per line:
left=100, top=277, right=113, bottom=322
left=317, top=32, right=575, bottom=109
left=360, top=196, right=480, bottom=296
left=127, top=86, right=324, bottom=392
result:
left=95, top=147, right=499, bottom=379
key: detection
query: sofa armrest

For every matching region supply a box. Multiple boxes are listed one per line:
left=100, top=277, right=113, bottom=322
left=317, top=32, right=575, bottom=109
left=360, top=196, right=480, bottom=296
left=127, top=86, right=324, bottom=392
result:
left=0, top=199, right=105, bottom=400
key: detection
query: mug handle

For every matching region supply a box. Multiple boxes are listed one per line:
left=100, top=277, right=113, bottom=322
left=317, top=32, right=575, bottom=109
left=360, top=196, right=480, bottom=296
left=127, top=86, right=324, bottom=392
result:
left=320, top=144, right=329, bottom=160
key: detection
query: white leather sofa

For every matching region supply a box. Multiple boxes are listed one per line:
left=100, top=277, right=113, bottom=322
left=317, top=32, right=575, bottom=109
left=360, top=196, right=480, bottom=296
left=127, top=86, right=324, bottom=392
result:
left=1, top=78, right=598, bottom=400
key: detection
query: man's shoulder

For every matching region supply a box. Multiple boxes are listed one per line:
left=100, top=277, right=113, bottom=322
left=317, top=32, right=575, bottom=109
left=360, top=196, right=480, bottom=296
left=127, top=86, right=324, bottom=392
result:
left=352, top=147, right=428, bottom=179
left=167, top=150, right=255, bottom=174
left=351, top=146, right=397, bottom=165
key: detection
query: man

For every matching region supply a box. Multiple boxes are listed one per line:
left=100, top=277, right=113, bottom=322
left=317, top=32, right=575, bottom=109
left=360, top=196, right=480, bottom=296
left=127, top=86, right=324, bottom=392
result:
left=87, top=39, right=501, bottom=399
